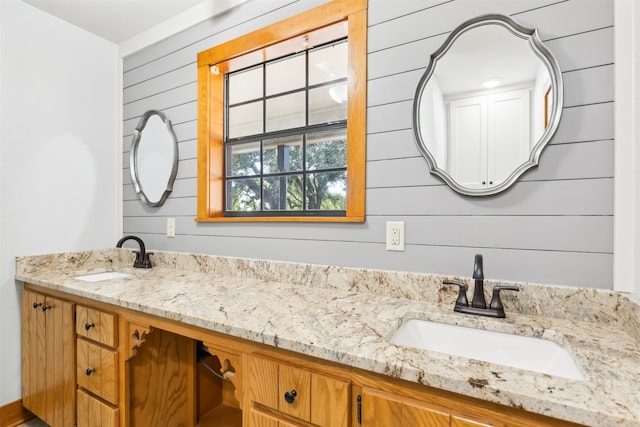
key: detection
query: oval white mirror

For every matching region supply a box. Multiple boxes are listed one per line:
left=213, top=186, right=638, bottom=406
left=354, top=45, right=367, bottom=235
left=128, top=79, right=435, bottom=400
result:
left=130, top=110, right=179, bottom=206
left=413, top=14, right=563, bottom=196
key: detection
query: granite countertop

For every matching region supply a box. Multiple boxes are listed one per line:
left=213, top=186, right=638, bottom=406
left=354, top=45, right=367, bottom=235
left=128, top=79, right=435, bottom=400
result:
left=15, top=249, right=640, bottom=427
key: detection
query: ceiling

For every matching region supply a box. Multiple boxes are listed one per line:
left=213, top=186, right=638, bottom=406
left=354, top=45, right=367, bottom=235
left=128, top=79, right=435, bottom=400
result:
left=21, top=0, right=238, bottom=45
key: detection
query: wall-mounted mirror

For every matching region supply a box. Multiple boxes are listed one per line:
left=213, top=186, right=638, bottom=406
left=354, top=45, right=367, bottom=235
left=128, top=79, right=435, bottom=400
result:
left=130, top=110, right=179, bottom=206
left=413, top=14, right=563, bottom=196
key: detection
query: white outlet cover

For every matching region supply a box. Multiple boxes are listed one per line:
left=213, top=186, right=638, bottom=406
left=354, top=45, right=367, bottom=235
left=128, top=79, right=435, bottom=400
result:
left=167, top=217, right=176, bottom=237
left=386, top=221, right=405, bottom=251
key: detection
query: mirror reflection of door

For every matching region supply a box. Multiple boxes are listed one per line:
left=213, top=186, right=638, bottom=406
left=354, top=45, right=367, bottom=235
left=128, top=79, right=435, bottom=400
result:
left=447, top=88, right=530, bottom=189
left=413, top=14, right=563, bottom=196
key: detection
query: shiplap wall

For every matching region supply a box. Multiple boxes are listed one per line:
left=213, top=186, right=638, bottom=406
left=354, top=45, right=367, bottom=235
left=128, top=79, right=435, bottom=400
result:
left=123, top=0, right=613, bottom=289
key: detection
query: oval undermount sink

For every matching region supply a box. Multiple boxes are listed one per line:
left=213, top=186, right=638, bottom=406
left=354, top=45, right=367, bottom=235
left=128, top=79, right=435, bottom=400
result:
left=74, top=272, right=131, bottom=282
left=389, top=319, right=585, bottom=381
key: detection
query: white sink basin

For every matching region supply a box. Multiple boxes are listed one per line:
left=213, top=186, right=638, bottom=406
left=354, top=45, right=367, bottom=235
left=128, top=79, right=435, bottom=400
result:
left=389, top=319, right=585, bottom=381
left=74, top=272, right=131, bottom=282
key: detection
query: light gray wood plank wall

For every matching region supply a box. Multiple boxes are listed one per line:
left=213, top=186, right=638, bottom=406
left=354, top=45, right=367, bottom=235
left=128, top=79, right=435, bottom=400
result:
left=122, top=0, right=614, bottom=289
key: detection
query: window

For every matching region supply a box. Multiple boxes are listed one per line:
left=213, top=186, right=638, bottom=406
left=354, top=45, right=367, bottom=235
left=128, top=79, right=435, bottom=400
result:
left=226, top=39, right=348, bottom=216
left=196, top=0, right=367, bottom=222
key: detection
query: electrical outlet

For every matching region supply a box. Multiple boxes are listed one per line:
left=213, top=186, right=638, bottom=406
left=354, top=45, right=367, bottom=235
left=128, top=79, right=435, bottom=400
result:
left=167, top=218, right=176, bottom=238
left=386, top=221, right=405, bottom=251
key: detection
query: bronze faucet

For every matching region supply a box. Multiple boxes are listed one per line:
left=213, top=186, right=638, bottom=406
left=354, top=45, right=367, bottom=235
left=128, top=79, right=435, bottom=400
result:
left=444, top=254, right=519, bottom=318
left=116, top=235, right=153, bottom=268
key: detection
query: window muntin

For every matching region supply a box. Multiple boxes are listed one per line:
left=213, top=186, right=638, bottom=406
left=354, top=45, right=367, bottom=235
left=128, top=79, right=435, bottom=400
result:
left=224, top=39, right=348, bottom=216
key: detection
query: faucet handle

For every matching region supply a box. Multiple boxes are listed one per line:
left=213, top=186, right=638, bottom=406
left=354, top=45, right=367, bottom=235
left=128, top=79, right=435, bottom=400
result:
left=443, top=280, right=469, bottom=307
left=489, top=285, right=519, bottom=317
left=133, top=251, right=153, bottom=268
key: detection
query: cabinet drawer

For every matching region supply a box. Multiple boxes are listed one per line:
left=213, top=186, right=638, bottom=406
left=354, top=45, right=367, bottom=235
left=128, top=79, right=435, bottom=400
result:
left=77, top=389, right=119, bottom=427
left=77, top=338, right=118, bottom=405
left=248, top=356, right=350, bottom=426
left=76, top=305, right=117, bottom=347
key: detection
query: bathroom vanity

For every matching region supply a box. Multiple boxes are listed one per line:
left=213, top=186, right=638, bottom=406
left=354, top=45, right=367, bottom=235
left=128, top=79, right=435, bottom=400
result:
left=16, top=249, right=640, bottom=427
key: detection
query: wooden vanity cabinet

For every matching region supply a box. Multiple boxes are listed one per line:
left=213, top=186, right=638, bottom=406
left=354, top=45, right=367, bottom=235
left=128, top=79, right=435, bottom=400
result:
left=21, top=289, right=76, bottom=427
left=22, top=284, right=585, bottom=427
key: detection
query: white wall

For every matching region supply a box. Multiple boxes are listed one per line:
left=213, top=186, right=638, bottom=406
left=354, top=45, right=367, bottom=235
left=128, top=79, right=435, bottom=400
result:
left=0, top=0, right=119, bottom=406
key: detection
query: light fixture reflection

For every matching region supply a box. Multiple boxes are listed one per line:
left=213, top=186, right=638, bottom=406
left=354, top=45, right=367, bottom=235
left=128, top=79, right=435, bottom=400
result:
left=329, top=84, right=348, bottom=104
left=483, top=79, right=502, bottom=89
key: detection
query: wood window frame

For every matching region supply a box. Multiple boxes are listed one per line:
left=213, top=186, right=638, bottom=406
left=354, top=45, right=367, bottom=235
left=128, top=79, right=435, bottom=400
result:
left=196, top=0, right=367, bottom=222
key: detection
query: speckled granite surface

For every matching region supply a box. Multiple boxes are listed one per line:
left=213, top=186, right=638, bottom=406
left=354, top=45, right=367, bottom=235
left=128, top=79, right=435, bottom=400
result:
left=15, top=249, right=640, bottom=426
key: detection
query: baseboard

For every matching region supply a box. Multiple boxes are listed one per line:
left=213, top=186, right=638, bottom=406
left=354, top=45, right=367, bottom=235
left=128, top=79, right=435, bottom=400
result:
left=0, top=399, right=34, bottom=427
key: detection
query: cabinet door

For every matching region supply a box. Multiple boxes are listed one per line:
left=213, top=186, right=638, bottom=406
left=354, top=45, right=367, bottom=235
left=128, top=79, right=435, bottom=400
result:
left=360, top=388, right=450, bottom=427
left=44, top=295, right=77, bottom=427
left=22, top=290, right=46, bottom=419
left=21, top=290, right=76, bottom=427
left=310, top=374, right=350, bottom=427
left=360, top=388, right=402, bottom=426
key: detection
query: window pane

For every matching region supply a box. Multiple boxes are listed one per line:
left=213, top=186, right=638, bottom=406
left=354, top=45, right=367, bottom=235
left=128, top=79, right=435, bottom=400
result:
left=228, top=101, right=263, bottom=138
left=226, top=141, right=261, bottom=177
left=309, top=83, right=347, bottom=125
left=263, top=136, right=303, bottom=174
left=306, top=171, right=346, bottom=210
left=226, top=177, right=261, bottom=211
left=266, top=54, right=305, bottom=96
left=306, top=130, right=347, bottom=170
left=228, top=66, right=263, bottom=104
left=309, top=41, right=348, bottom=85
left=266, top=92, right=305, bottom=132
left=263, top=175, right=303, bottom=211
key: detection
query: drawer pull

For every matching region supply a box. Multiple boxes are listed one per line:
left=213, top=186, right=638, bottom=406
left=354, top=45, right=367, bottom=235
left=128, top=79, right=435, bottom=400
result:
left=284, top=389, right=297, bottom=404
left=41, top=305, right=51, bottom=312
left=85, top=368, right=96, bottom=376
left=85, top=322, right=95, bottom=331
left=32, top=302, right=42, bottom=309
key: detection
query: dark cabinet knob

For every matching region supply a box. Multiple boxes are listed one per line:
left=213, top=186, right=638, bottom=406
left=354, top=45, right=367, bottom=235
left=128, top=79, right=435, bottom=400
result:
left=85, top=322, right=95, bottom=331
left=32, top=302, right=42, bottom=309
left=86, top=368, right=96, bottom=376
left=284, top=389, right=297, bottom=404
left=41, top=305, right=51, bottom=312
